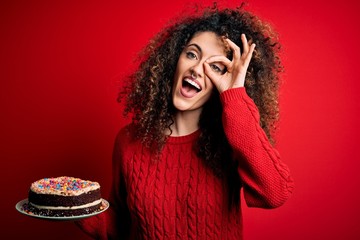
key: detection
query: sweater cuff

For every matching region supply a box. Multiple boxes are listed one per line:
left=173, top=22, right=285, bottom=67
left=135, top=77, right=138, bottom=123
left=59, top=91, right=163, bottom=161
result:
left=220, top=87, right=247, bottom=103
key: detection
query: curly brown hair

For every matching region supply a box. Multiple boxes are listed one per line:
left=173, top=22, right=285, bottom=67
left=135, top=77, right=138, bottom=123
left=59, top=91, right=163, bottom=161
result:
left=119, top=3, right=282, bottom=188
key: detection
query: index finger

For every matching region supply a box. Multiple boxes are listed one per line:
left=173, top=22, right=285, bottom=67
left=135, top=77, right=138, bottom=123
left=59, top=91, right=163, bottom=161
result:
left=224, top=38, right=241, bottom=61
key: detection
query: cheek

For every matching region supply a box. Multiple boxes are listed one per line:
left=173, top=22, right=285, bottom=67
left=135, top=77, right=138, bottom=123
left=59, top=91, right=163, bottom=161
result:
left=173, top=58, right=188, bottom=87
left=204, top=76, right=215, bottom=91
left=202, top=81, right=215, bottom=100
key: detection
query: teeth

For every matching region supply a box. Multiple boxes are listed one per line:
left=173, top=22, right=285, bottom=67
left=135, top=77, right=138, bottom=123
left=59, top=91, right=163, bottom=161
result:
left=184, top=78, right=201, bottom=90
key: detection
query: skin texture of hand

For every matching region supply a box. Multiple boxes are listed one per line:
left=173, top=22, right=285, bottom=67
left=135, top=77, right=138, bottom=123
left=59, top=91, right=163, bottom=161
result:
left=204, top=34, right=256, bottom=93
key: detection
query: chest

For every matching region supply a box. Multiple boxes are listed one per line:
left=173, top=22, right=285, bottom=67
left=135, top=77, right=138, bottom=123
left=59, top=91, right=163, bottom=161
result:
left=122, top=144, right=228, bottom=225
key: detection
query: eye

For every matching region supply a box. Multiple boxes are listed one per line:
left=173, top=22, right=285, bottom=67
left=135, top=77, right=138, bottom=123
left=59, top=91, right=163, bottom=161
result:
left=186, top=51, right=197, bottom=60
left=210, top=63, right=225, bottom=74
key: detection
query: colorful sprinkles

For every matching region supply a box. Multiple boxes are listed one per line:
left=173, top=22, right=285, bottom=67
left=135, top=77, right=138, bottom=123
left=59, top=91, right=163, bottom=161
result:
left=31, top=176, right=99, bottom=195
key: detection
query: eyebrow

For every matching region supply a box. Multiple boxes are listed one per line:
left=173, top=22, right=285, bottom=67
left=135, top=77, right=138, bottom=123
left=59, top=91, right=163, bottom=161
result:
left=186, top=43, right=202, bottom=53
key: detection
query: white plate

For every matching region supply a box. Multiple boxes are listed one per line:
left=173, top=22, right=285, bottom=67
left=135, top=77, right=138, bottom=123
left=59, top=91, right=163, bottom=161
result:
left=15, top=198, right=109, bottom=221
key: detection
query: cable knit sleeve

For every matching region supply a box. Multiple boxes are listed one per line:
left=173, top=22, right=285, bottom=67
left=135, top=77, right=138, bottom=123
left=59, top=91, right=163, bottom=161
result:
left=76, top=129, right=131, bottom=239
left=220, top=87, right=294, bottom=208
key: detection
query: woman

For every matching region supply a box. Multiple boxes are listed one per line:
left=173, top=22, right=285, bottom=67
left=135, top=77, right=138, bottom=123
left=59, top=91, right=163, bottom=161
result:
left=77, top=4, right=294, bottom=239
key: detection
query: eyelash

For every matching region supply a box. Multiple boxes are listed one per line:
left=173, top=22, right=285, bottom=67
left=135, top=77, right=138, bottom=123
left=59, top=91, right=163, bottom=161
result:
left=210, top=64, right=222, bottom=73
left=186, top=51, right=197, bottom=59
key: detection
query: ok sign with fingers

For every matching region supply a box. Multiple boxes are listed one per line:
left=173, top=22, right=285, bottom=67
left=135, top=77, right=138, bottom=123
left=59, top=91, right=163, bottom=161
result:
left=204, top=34, right=256, bottom=93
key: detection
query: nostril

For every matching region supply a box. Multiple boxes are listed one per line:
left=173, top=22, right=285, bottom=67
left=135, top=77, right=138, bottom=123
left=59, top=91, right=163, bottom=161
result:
left=191, top=72, right=196, bottom=79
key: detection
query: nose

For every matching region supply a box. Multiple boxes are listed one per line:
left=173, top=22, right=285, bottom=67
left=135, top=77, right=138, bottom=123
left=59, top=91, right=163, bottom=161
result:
left=190, top=61, right=204, bottom=79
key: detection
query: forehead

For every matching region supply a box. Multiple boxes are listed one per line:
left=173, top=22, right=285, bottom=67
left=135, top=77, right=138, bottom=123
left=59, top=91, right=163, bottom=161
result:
left=187, top=31, right=227, bottom=56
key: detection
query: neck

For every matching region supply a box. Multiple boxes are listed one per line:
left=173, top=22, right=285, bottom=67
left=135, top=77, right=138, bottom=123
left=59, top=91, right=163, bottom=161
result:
left=169, top=109, right=202, bottom=136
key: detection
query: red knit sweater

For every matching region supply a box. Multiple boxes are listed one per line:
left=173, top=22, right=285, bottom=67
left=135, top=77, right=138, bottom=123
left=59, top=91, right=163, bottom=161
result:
left=77, top=87, right=294, bottom=239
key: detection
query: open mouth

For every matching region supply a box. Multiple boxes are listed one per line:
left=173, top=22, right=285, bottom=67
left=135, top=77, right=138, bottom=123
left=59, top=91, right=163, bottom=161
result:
left=181, top=78, right=201, bottom=97
left=180, top=78, right=202, bottom=98
left=183, top=78, right=201, bottom=91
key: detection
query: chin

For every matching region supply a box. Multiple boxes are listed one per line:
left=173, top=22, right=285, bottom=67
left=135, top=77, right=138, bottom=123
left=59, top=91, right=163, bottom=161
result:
left=173, top=102, right=192, bottom=112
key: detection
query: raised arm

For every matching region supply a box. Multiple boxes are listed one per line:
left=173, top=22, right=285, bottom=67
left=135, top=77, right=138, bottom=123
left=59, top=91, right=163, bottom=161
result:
left=221, top=87, right=293, bottom=208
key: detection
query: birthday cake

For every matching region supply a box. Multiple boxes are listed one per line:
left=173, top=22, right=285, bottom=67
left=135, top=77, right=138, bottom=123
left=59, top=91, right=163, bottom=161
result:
left=27, top=176, right=102, bottom=217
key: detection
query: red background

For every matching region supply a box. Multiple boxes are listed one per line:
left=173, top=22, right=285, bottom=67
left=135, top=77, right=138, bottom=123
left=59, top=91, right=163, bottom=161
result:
left=1, top=0, right=360, bottom=239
